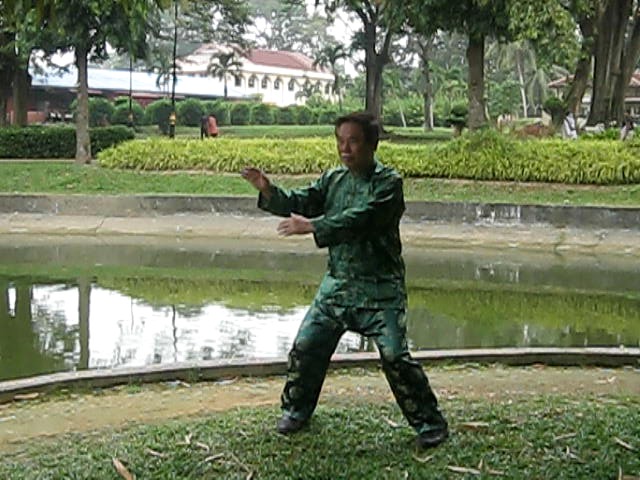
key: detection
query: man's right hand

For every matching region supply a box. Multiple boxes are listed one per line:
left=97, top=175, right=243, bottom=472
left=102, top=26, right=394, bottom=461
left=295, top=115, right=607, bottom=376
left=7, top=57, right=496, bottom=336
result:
left=241, top=167, right=271, bottom=198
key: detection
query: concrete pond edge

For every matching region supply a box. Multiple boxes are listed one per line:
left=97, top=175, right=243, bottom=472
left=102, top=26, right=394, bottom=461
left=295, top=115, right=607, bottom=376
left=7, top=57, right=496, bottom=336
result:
left=1, top=347, right=638, bottom=404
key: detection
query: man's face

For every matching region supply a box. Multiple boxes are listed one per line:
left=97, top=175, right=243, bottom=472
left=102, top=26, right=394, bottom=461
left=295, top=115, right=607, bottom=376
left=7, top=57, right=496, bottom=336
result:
left=335, top=121, right=375, bottom=173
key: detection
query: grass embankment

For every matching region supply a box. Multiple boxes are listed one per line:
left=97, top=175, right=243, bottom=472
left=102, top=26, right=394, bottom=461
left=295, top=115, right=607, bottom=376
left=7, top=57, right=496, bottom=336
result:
left=1, top=161, right=640, bottom=206
left=1, top=388, right=638, bottom=478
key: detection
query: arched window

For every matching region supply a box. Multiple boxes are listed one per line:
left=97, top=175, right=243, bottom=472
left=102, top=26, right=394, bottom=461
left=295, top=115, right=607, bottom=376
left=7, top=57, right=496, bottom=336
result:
left=274, top=77, right=282, bottom=90
left=234, top=75, right=243, bottom=87
left=261, top=76, right=269, bottom=89
left=324, top=83, right=331, bottom=94
left=248, top=75, right=257, bottom=88
left=288, top=79, right=296, bottom=91
left=315, top=81, right=322, bottom=93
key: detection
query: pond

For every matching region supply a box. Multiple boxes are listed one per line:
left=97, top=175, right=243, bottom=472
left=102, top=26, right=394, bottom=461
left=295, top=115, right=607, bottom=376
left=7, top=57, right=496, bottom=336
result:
left=1, top=236, right=638, bottom=381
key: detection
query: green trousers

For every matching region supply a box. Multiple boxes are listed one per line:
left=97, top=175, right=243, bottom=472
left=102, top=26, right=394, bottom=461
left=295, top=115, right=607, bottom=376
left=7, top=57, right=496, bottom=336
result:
left=281, top=300, right=447, bottom=435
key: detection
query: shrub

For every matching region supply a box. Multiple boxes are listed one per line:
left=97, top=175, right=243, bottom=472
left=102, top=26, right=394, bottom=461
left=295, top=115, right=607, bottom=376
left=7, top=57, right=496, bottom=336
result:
left=90, top=126, right=135, bottom=154
left=277, top=106, right=297, bottom=125
left=317, top=108, right=339, bottom=125
left=144, top=99, right=174, bottom=134
left=294, top=105, right=314, bottom=125
left=176, top=98, right=205, bottom=127
left=97, top=130, right=640, bottom=185
left=0, top=125, right=134, bottom=158
left=252, top=103, right=275, bottom=125
left=230, top=102, right=252, bottom=125
left=111, top=102, right=145, bottom=126
left=543, top=97, right=566, bottom=127
left=69, top=97, right=115, bottom=127
left=202, top=100, right=230, bottom=126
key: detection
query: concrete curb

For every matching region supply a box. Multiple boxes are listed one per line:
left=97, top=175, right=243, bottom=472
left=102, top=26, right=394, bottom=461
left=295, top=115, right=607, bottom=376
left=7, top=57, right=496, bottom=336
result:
left=1, top=347, right=638, bottom=404
left=1, top=194, right=639, bottom=230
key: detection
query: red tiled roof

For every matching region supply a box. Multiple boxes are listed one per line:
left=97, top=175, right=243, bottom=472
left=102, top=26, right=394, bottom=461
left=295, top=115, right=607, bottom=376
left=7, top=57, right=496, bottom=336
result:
left=245, top=49, right=320, bottom=72
left=549, top=70, right=640, bottom=88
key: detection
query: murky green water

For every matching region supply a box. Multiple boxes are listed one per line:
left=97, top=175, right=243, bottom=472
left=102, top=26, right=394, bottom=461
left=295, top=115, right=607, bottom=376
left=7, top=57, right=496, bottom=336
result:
left=1, top=236, right=638, bottom=381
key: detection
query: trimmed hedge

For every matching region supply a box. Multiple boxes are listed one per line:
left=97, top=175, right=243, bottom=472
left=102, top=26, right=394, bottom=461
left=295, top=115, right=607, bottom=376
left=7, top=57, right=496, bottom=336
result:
left=97, top=129, right=640, bottom=184
left=0, top=126, right=135, bottom=158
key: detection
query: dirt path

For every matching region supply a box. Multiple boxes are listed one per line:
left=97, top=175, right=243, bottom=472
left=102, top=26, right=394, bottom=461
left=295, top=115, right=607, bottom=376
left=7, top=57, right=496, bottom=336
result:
left=1, top=366, right=638, bottom=453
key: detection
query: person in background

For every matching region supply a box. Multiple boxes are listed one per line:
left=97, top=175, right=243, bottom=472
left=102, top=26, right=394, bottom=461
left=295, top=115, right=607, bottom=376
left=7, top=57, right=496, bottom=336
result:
left=241, top=111, right=449, bottom=450
left=620, top=115, right=635, bottom=141
left=207, top=114, right=219, bottom=138
left=562, top=111, right=578, bottom=140
left=200, top=115, right=209, bottom=139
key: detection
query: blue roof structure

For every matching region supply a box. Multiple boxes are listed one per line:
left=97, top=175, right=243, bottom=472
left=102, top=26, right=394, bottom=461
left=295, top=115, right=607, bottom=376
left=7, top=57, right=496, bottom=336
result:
left=30, top=65, right=248, bottom=100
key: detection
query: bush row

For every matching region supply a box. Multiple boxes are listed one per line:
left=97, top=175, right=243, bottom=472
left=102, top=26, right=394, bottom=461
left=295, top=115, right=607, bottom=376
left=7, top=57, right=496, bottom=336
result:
left=98, top=129, right=640, bottom=184
left=0, top=126, right=134, bottom=158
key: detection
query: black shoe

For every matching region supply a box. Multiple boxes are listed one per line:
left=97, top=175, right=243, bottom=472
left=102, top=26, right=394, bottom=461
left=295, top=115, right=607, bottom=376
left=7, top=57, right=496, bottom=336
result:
left=416, top=427, right=449, bottom=449
left=276, top=415, right=307, bottom=435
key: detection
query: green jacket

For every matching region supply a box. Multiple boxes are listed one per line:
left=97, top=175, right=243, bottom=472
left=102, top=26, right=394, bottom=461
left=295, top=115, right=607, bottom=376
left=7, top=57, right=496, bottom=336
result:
left=258, top=160, right=407, bottom=309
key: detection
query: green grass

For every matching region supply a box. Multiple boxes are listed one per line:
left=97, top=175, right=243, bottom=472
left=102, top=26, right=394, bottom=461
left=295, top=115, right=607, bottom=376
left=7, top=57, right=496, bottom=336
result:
left=2, top=395, right=638, bottom=479
left=1, top=161, right=639, bottom=206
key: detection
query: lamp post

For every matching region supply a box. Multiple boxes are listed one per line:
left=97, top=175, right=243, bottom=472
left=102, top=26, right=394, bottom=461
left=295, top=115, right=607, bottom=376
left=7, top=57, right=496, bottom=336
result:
left=169, top=0, right=178, bottom=138
left=128, top=55, right=134, bottom=128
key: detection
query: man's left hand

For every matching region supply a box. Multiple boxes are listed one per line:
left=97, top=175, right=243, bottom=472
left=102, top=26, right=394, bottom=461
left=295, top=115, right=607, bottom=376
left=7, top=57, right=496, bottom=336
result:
left=277, top=213, right=315, bottom=236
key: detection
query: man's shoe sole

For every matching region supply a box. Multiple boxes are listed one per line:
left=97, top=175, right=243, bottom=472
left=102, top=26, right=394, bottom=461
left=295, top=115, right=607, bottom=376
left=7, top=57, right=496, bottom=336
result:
left=416, top=429, right=449, bottom=449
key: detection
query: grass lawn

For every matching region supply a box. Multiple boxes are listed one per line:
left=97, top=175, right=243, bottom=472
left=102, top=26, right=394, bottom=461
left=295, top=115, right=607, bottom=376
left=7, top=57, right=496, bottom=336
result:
left=1, top=161, right=639, bottom=207
left=1, top=394, right=638, bottom=479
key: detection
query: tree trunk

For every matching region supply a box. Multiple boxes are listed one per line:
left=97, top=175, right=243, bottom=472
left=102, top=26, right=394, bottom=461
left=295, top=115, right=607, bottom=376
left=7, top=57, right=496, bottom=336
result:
left=588, top=0, right=631, bottom=125
left=613, top=6, right=640, bottom=123
left=467, top=34, right=487, bottom=130
left=0, top=97, right=7, bottom=127
left=419, top=36, right=435, bottom=131
left=11, top=67, right=31, bottom=126
left=565, top=15, right=596, bottom=116
left=75, top=45, right=92, bottom=164
left=516, top=55, right=528, bottom=118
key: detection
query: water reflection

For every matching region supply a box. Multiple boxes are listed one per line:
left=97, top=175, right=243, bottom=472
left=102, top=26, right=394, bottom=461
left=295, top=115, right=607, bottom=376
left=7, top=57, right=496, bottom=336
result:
left=0, top=238, right=639, bottom=381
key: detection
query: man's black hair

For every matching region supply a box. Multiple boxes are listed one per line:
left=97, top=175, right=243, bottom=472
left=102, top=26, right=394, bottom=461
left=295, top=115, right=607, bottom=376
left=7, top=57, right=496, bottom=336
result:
left=335, top=112, right=379, bottom=149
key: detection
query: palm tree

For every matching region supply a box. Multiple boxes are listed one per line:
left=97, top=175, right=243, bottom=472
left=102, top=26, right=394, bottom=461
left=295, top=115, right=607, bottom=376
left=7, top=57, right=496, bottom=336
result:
left=207, top=51, right=243, bottom=100
left=487, top=40, right=540, bottom=118
left=313, top=42, right=348, bottom=109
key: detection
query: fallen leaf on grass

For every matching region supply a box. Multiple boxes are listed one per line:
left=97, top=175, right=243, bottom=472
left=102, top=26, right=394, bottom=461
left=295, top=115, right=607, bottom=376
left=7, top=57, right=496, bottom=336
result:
left=459, top=421, right=490, bottom=431
left=595, top=376, right=617, bottom=384
left=447, top=465, right=481, bottom=475
left=383, top=417, right=400, bottom=428
left=13, top=392, right=40, bottom=401
left=618, top=466, right=640, bottom=480
left=412, top=454, right=434, bottom=463
left=194, top=441, right=210, bottom=452
left=553, top=433, right=577, bottom=441
left=145, top=448, right=166, bottom=458
left=203, top=453, right=225, bottom=463
left=565, top=446, right=586, bottom=463
left=112, top=458, right=135, bottom=480
left=614, top=437, right=636, bottom=451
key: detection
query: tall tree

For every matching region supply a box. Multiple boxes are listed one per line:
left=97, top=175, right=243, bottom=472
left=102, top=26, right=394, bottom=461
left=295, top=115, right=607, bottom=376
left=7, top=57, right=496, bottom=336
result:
left=590, top=0, right=640, bottom=125
left=311, top=0, right=405, bottom=127
left=48, top=0, right=161, bottom=164
left=403, top=0, right=513, bottom=130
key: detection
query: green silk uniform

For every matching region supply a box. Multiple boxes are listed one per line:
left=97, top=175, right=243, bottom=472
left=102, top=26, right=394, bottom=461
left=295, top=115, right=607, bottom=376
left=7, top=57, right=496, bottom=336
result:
left=258, top=160, right=447, bottom=435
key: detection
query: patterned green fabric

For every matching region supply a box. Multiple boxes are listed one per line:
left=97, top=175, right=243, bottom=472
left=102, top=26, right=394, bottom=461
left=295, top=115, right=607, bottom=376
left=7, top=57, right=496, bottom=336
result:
left=258, top=159, right=446, bottom=435
left=258, top=160, right=406, bottom=309
left=281, top=303, right=447, bottom=434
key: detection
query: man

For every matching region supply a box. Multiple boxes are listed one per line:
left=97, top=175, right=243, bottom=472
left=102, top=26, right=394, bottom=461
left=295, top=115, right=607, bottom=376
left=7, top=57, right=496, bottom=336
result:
left=241, top=112, right=448, bottom=449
